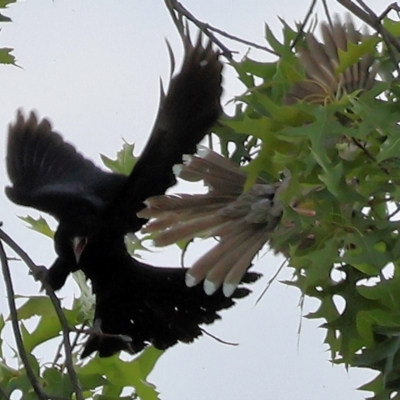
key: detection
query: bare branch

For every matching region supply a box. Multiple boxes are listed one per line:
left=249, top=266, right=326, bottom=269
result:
left=164, top=0, right=277, bottom=61
left=0, top=227, right=84, bottom=400
left=255, top=257, right=287, bottom=305
left=200, top=327, right=239, bottom=346
left=354, top=0, right=377, bottom=17
left=291, top=0, right=318, bottom=49
left=0, top=239, right=48, bottom=399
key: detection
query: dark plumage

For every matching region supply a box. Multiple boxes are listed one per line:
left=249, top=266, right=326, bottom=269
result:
left=6, top=34, right=260, bottom=357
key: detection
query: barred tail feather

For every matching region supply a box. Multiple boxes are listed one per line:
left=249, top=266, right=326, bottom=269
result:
left=140, top=148, right=284, bottom=296
left=153, top=214, right=229, bottom=246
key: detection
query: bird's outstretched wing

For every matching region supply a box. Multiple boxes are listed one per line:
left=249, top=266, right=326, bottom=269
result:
left=109, top=33, right=223, bottom=231
left=6, top=111, right=126, bottom=220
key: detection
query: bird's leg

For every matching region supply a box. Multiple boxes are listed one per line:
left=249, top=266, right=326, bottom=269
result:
left=75, top=318, right=134, bottom=353
left=29, top=264, right=52, bottom=293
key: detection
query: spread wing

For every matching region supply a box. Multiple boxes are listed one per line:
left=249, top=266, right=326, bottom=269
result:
left=6, top=111, right=126, bottom=220
left=109, top=33, right=223, bottom=231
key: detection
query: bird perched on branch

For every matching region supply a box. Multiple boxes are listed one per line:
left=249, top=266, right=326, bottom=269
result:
left=6, top=33, right=260, bottom=358
left=138, top=18, right=380, bottom=297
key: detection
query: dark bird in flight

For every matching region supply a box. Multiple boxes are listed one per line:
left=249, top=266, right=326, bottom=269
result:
left=6, top=34, right=260, bottom=358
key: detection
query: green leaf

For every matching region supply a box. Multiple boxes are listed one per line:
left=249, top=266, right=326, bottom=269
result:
left=124, top=233, right=151, bottom=257
left=18, top=215, right=54, bottom=239
left=42, top=368, right=74, bottom=397
left=101, top=141, right=138, bottom=175
left=0, top=12, right=11, bottom=22
left=336, top=37, right=380, bottom=75
left=0, top=47, right=15, bottom=65
left=264, top=23, right=283, bottom=54
left=16, top=296, right=56, bottom=319
left=21, top=317, right=61, bottom=353
left=233, top=58, right=277, bottom=80
left=383, top=17, right=400, bottom=37
left=0, top=0, right=17, bottom=8
left=72, top=270, right=95, bottom=321
left=14, top=296, right=80, bottom=351
left=78, top=347, right=163, bottom=399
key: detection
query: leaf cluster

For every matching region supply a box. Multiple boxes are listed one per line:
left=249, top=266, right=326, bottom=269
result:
left=213, top=18, right=400, bottom=399
left=0, top=0, right=16, bottom=66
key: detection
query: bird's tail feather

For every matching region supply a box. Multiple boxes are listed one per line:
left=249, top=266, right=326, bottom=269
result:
left=138, top=147, right=283, bottom=297
left=285, top=17, right=379, bottom=105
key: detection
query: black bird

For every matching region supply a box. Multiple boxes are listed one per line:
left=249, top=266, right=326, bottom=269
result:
left=6, top=34, right=259, bottom=357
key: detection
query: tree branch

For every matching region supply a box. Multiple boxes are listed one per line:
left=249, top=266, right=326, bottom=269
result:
left=165, top=0, right=277, bottom=61
left=291, top=0, right=318, bottom=49
left=0, top=239, right=48, bottom=399
left=0, top=227, right=84, bottom=400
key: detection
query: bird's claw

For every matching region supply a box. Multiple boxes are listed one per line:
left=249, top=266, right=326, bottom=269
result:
left=29, top=265, right=50, bottom=292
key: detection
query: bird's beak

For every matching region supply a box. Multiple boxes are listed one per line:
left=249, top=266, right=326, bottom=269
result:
left=72, top=236, right=87, bottom=264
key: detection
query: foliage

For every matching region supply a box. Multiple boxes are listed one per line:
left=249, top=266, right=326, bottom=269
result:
left=2, top=2, right=400, bottom=399
left=0, top=0, right=17, bottom=66
left=212, top=16, right=400, bottom=400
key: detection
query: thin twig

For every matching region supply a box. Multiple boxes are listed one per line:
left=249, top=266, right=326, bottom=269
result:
left=388, top=204, right=400, bottom=220
left=255, top=257, right=287, bottom=305
left=0, top=240, right=48, bottom=399
left=291, top=0, right=318, bottom=49
left=351, top=138, right=377, bottom=163
left=296, top=292, right=306, bottom=351
left=0, top=228, right=84, bottom=400
left=165, top=0, right=276, bottom=61
left=52, top=338, right=65, bottom=367
left=378, top=3, right=400, bottom=20
left=200, top=327, right=239, bottom=346
left=350, top=137, right=391, bottom=175
left=354, top=0, right=376, bottom=17
left=165, top=0, right=234, bottom=61
left=322, top=0, right=334, bottom=28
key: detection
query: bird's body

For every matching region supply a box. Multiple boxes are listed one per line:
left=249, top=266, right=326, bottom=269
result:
left=6, top=33, right=259, bottom=358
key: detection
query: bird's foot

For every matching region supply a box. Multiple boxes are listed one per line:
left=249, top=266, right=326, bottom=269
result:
left=29, top=264, right=50, bottom=292
left=77, top=318, right=134, bottom=354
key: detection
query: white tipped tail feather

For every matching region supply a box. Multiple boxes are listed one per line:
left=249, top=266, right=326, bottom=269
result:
left=138, top=147, right=288, bottom=296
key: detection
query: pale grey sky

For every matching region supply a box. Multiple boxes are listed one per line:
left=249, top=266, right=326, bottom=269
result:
left=0, top=1, right=387, bottom=399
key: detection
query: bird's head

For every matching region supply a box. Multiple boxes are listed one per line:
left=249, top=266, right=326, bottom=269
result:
left=54, top=214, right=101, bottom=266
left=71, top=235, right=88, bottom=264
